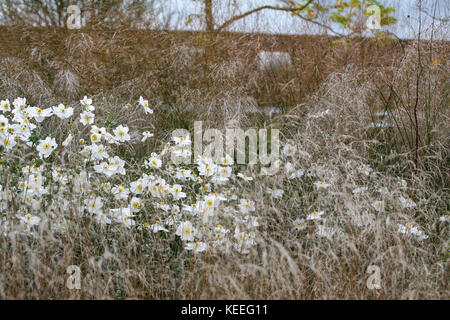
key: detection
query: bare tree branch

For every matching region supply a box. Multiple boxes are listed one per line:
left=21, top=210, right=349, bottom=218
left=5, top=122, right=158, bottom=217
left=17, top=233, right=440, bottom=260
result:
left=215, top=0, right=342, bottom=36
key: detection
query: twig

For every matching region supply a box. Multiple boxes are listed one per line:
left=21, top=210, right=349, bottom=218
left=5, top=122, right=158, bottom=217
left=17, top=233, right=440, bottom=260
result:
left=413, top=0, right=423, bottom=168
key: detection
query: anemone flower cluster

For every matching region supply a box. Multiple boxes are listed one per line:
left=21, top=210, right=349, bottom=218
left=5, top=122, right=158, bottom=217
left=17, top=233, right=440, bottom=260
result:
left=0, top=97, right=437, bottom=259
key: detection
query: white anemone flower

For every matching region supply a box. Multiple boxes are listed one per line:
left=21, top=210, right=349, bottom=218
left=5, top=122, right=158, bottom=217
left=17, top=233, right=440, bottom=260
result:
left=52, top=104, right=74, bottom=119
left=185, top=242, right=207, bottom=253
left=17, top=214, right=41, bottom=226
left=399, top=196, right=416, bottom=209
left=176, top=221, right=196, bottom=241
left=307, top=210, right=324, bottom=220
left=79, top=111, right=95, bottom=125
left=139, top=96, right=153, bottom=114
left=36, top=137, right=57, bottom=158
left=283, top=143, right=297, bottom=157
left=293, top=218, right=306, bottom=230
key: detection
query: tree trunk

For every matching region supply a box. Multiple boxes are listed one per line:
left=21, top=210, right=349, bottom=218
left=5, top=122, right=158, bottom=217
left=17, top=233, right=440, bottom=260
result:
left=203, top=0, right=215, bottom=62
left=204, top=0, right=214, bottom=33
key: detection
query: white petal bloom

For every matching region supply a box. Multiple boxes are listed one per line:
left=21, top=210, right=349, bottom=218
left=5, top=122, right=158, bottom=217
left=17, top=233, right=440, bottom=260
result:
left=90, top=143, right=109, bottom=160
left=397, top=223, right=427, bottom=240
left=234, top=241, right=250, bottom=254
left=378, top=186, right=389, bottom=194
left=110, top=207, right=135, bottom=227
left=220, top=154, right=234, bottom=166
left=111, top=184, right=129, bottom=200
left=36, top=137, right=57, bottom=158
left=84, top=197, right=103, bottom=214
left=28, top=107, right=53, bottom=122
left=119, top=215, right=136, bottom=227
left=17, top=214, right=41, bottom=226
left=176, top=221, right=196, bottom=242
left=234, top=227, right=256, bottom=246
left=173, top=134, right=191, bottom=146
left=81, top=96, right=92, bottom=105
left=307, top=167, right=319, bottom=177
left=397, top=223, right=414, bottom=234
left=352, top=186, right=368, bottom=194
left=141, top=131, right=154, bottom=142
left=413, top=229, right=429, bottom=240
left=145, top=153, right=162, bottom=169
left=62, top=134, right=73, bottom=147
left=147, top=223, right=169, bottom=233
left=171, top=145, right=192, bottom=159
left=52, top=104, right=74, bottom=119
left=214, top=224, right=229, bottom=242
left=79, top=111, right=95, bottom=125
left=238, top=199, right=255, bottom=214
left=244, top=215, right=259, bottom=228
left=398, top=179, right=408, bottom=188
left=108, top=156, right=126, bottom=175
left=307, top=210, right=324, bottom=220
left=314, top=180, right=330, bottom=189
left=293, top=218, right=306, bottom=230
left=283, top=143, right=297, bottom=157
left=266, top=187, right=284, bottom=199
left=93, top=162, right=115, bottom=177
left=174, top=168, right=192, bottom=181
left=139, top=96, right=153, bottom=114
left=113, top=125, right=130, bottom=142
left=130, top=197, right=143, bottom=213
left=0, top=99, right=11, bottom=112
left=198, top=162, right=216, bottom=177
left=358, top=164, right=373, bottom=176
left=95, top=213, right=112, bottom=225
left=399, top=196, right=416, bottom=209
left=285, top=162, right=295, bottom=173
left=182, top=202, right=202, bottom=215
left=80, top=96, right=94, bottom=110
left=185, top=241, right=207, bottom=253
left=372, top=200, right=384, bottom=212
left=204, top=194, right=220, bottom=209
left=289, top=169, right=304, bottom=179
left=237, top=172, right=253, bottom=181
left=170, top=184, right=186, bottom=200
left=1, top=136, right=17, bottom=150
left=439, top=215, right=449, bottom=222
left=316, top=225, right=336, bottom=240
left=90, top=132, right=102, bottom=144
left=130, top=179, right=146, bottom=194
left=0, top=114, right=9, bottom=129
left=217, top=166, right=232, bottom=178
